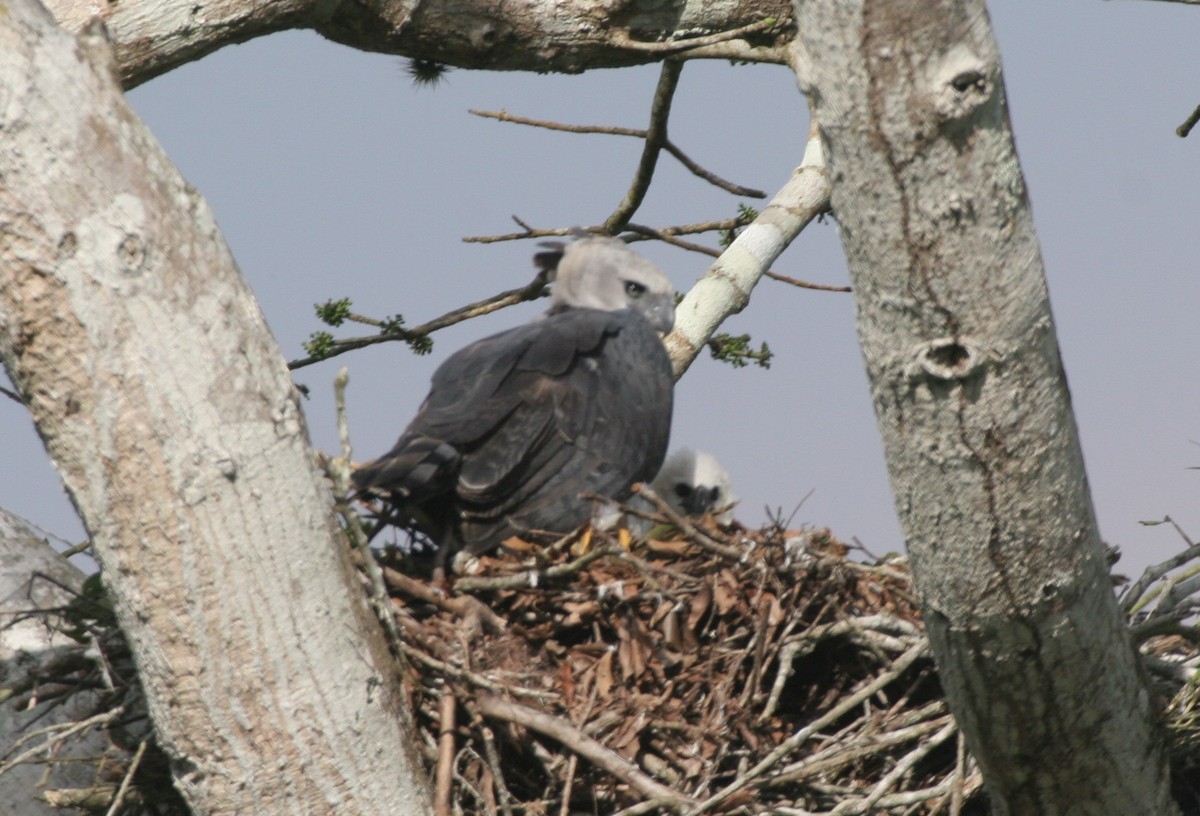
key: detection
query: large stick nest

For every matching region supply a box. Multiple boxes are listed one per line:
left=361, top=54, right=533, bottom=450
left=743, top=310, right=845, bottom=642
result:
left=4, top=513, right=1200, bottom=814
left=381, top=516, right=970, bottom=816
left=371, top=505, right=1200, bottom=815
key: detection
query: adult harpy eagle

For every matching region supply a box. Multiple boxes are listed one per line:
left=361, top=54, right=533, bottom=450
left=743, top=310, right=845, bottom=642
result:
left=353, top=235, right=675, bottom=565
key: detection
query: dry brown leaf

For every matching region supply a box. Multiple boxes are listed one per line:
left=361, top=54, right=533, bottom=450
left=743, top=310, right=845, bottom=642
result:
left=763, top=592, right=785, bottom=627
left=645, top=537, right=693, bottom=556
left=561, top=600, right=599, bottom=627
left=714, top=568, right=741, bottom=615
left=596, top=649, right=615, bottom=700
left=500, top=535, right=538, bottom=553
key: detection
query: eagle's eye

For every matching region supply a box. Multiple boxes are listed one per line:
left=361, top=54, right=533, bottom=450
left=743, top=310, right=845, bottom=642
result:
left=624, top=280, right=646, bottom=298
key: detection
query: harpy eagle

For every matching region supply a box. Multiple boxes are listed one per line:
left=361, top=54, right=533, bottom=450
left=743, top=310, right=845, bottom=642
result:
left=353, top=235, right=675, bottom=565
left=651, top=448, right=738, bottom=524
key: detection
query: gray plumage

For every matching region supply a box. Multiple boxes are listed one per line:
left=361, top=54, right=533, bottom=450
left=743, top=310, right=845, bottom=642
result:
left=354, top=235, right=675, bottom=562
left=651, top=449, right=738, bottom=524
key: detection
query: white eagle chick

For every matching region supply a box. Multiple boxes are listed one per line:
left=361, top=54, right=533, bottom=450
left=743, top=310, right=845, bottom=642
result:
left=652, top=448, right=738, bottom=524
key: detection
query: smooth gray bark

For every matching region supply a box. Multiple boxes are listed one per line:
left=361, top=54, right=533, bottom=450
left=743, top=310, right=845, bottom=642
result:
left=790, top=1, right=1176, bottom=813
left=0, top=2, right=432, bottom=814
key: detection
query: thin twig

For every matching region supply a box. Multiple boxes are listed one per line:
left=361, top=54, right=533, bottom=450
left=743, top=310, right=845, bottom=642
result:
left=467, top=217, right=752, bottom=245
left=770, top=715, right=952, bottom=788
left=760, top=638, right=804, bottom=722
left=1177, top=103, right=1200, bottom=138
left=610, top=799, right=679, bottom=816
left=477, top=717, right=515, bottom=816
left=383, top=565, right=507, bottom=634
left=635, top=485, right=744, bottom=561
left=469, top=110, right=764, bottom=198
left=328, top=369, right=405, bottom=651
left=623, top=224, right=723, bottom=257
left=104, top=739, right=147, bottom=816
left=0, top=707, right=124, bottom=776
left=558, top=754, right=579, bottom=816
left=1, top=383, right=23, bottom=404
left=627, top=224, right=850, bottom=292
left=435, top=690, right=456, bottom=816
left=1121, top=516, right=1200, bottom=614
left=288, top=275, right=547, bottom=369
left=453, top=543, right=622, bottom=593
left=764, top=269, right=851, bottom=293
left=60, top=539, right=93, bottom=558
left=476, top=693, right=695, bottom=810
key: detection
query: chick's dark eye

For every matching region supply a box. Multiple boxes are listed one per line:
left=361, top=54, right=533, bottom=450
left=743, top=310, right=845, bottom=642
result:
left=674, top=483, right=692, bottom=499
left=624, top=280, right=646, bottom=298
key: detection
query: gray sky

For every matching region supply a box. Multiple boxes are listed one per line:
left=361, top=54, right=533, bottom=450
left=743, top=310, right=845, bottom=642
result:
left=3, top=0, right=1197, bottom=576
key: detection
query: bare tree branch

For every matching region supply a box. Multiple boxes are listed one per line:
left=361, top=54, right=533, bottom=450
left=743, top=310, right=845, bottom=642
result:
left=623, top=223, right=848, bottom=291
left=288, top=274, right=547, bottom=369
left=764, top=269, right=850, bottom=292
left=605, top=60, right=684, bottom=233
left=1177, top=103, right=1200, bottom=137
left=469, top=109, right=765, bottom=197
left=466, top=217, right=752, bottom=245
left=43, top=0, right=793, bottom=89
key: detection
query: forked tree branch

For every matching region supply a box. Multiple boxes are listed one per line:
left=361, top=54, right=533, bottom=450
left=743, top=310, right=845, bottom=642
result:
left=288, top=274, right=548, bottom=369
left=467, top=112, right=765, bottom=198
left=605, top=60, right=684, bottom=234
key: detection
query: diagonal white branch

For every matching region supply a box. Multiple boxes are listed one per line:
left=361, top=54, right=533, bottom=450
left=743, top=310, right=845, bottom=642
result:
left=666, top=124, right=830, bottom=378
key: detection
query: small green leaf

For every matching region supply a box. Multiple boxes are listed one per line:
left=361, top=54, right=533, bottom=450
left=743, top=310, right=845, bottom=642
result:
left=314, top=298, right=352, bottom=327
left=708, top=333, right=773, bottom=369
left=407, top=334, right=434, bottom=356
left=304, top=331, right=335, bottom=359
left=720, top=204, right=761, bottom=248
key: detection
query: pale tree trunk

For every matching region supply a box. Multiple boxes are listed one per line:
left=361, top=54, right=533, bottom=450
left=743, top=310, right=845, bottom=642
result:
left=45, top=0, right=793, bottom=89
left=790, top=1, right=1176, bottom=813
left=0, top=2, right=432, bottom=814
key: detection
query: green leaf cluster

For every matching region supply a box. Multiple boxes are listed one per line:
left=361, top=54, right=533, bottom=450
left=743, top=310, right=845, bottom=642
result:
left=709, top=332, right=772, bottom=369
